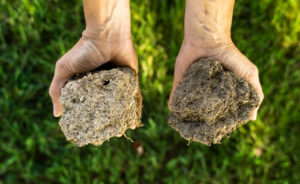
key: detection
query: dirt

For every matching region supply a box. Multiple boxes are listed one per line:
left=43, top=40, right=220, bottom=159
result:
left=168, top=58, right=259, bottom=146
left=59, top=66, right=142, bottom=147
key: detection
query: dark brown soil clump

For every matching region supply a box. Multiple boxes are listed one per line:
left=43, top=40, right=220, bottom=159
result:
left=169, top=58, right=259, bottom=145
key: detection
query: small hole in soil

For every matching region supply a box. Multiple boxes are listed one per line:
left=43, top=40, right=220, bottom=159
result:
left=103, top=80, right=110, bottom=86
left=71, top=99, right=77, bottom=103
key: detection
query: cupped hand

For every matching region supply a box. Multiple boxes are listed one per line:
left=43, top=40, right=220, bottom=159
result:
left=169, top=40, right=264, bottom=120
left=169, top=0, right=264, bottom=120
left=169, top=0, right=263, bottom=120
left=49, top=31, right=139, bottom=117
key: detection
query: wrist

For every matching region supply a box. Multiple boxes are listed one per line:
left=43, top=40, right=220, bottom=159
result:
left=82, top=0, right=132, bottom=40
left=83, top=0, right=131, bottom=26
left=82, top=24, right=132, bottom=41
left=183, top=34, right=232, bottom=51
left=184, top=0, right=234, bottom=50
left=182, top=0, right=240, bottom=60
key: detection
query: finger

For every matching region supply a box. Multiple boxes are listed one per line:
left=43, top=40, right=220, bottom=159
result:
left=247, top=76, right=264, bottom=120
left=250, top=107, right=259, bottom=121
left=168, top=56, right=191, bottom=110
left=134, top=73, right=142, bottom=118
left=112, top=40, right=139, bottom=74
left=217, top=47, right=264, bottom=120
left=137, top=84, right=143, bottom=118
left=49, top=60, right=73, bottom=117
left=247, top=73, right=264, bottom=105
left=125, top=53, right=139, bottom=74
left=168, top=85, right=177, bottom=110
left=236, top=57, right=264, bottom=120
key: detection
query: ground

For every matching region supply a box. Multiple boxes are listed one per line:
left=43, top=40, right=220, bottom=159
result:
left=0, top=0, right=299, bottom=183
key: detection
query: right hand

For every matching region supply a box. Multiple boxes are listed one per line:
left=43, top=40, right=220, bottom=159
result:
left=169, top=0, right=264, bottom=120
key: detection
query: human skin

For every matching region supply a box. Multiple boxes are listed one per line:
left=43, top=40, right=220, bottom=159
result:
left=49, top=0, right=140, bottom=117
left=169, top=0, right=264, bottom=120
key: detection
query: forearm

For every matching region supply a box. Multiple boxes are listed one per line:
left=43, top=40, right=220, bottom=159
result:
left=184, top=0, right=235, bottom=46
left=170, top=0, right=264, bottom=118
left=83, top=0, right=132, bottom=39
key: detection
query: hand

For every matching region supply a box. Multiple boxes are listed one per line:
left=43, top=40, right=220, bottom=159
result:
left=169, top=0, right=264, bottom=120
left=49, top=0, right=141, bottom=117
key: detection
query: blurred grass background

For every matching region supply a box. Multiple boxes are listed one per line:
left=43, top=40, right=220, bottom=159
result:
left=0, top=0, right=299, bottom=183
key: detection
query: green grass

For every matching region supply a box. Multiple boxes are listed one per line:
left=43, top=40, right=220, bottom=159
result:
left=1, top=0, right=299, bottom=183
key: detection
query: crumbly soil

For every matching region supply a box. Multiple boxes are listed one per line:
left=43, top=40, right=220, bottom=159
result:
left=59, top=67, right=142, bottom=147
left=168, top=58, right=259, bottom=146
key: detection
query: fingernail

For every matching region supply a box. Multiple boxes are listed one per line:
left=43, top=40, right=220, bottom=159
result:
left=252, top=108, right=258, bottom=120
left=53, top=104, right=59, bottom=117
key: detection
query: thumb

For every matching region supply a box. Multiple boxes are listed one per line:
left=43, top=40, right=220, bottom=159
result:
left=49, top=60, right=73, bottom=117
left=168, top=56, right=192, bottom=110
left=168, top=42, right=207, bottom=109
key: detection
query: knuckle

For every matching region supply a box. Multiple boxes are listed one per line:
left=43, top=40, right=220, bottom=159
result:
left=48, top=87, right=56, bottom=98
left=175, top=53, right=186, bottom=64
left=56, top=55, right=72, bottom=72
left=55, top=58, right=66, bottom=69
left=245, top=64, right=259, bottom=80
left=175, top=56, right=189, bottom=69
left=55, top=56, right=74, bottom=77
left=260, top=93, right=265, bottom=102
left=175, top=56, right=182, bottom=64
left=49, top=85, right=59, bottom=99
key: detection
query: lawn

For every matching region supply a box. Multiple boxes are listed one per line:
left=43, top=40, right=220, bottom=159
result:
left=0, top=0, right=299, bottom=183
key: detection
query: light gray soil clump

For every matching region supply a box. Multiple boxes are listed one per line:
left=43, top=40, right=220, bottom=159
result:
left=168, top=58, right=259, bottom=146
left=59, top=67, right=142, bottom=147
